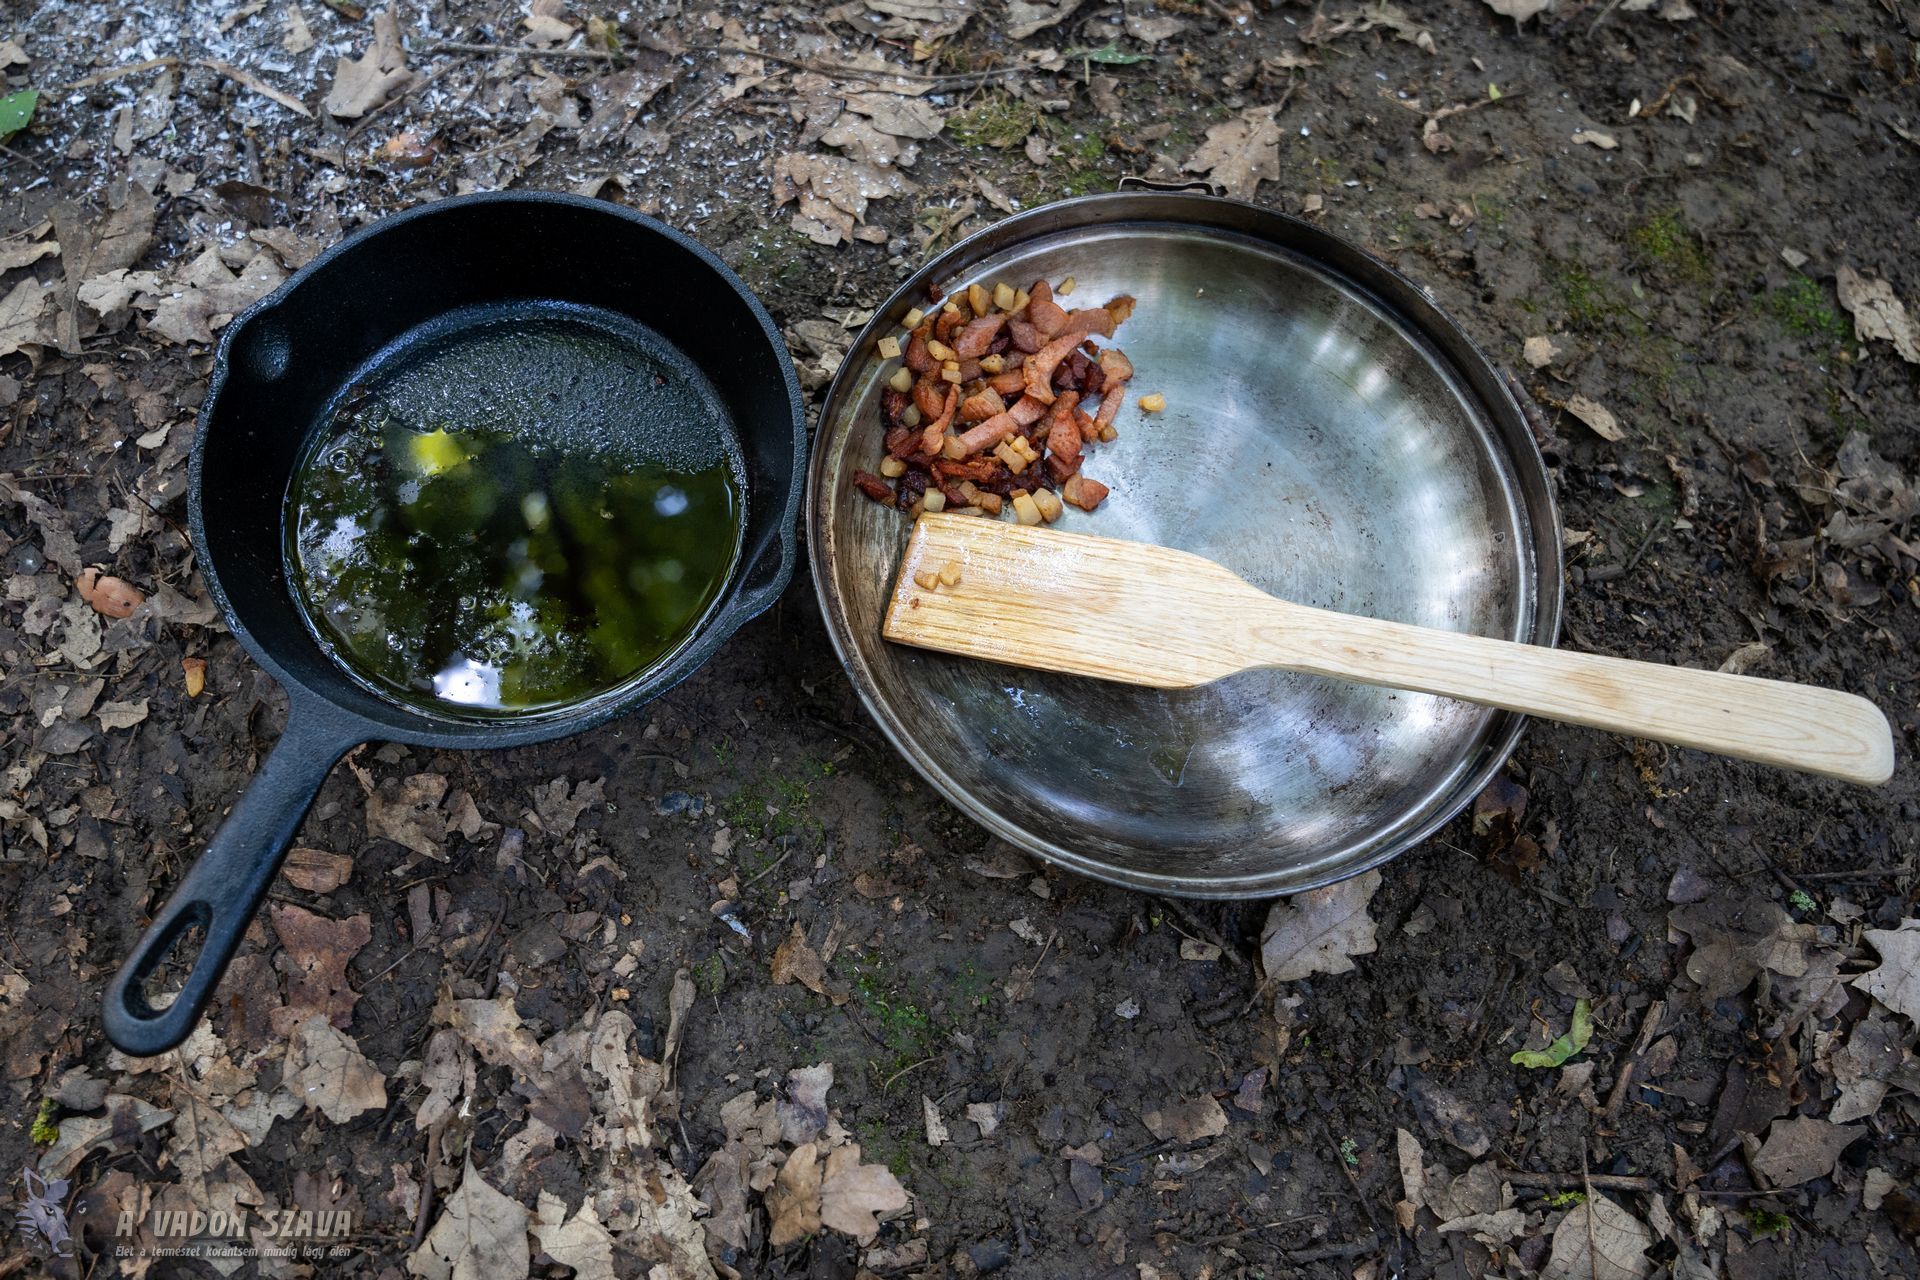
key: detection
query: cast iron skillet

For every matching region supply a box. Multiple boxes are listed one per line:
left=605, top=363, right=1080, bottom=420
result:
left=103, top=192, right=805, bottom=1056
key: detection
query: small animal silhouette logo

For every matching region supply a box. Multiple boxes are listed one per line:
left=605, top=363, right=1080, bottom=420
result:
left=14, top=1167, right=74, bottom=1259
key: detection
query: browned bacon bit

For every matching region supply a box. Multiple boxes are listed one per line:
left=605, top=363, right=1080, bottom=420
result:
left=913, top=377, right=948, bottom=420
left=960, top=386, right=1006, bottom=422
left=955, top=410, right=1017, bottom=456
left=920, top=384, right=959, bottom=455
left=1029, top=294, right=1071, bottom=339
left=953, top=313, right=1006, bottom=358
left=857, top=275, right=1146, bottom=522
left=905, top=331, right=935, bottom=374
left=1061, top=474, right=1109, bottom=511
left=1044, top=392, right=1083, bottom=479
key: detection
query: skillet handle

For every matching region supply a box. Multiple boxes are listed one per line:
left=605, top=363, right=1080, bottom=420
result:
left=729, top=532, right=797, bottom=622
left=103, top=709, right=359, bottom=1056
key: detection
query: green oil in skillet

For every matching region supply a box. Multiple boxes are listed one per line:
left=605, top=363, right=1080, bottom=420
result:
left=284, top=306, right=743, bottom=716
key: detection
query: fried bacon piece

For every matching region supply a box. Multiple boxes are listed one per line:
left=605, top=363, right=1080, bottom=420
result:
left=953, top=313, right=1006, bottom=358
left=959, top=386, right=1006, bottom=423
left=859, top=276, right=1143, bottom=520
left=920, top=384, right=959, bottom=455
left=955, top=411, right=1018, bottom=457
left=1061, top=474, right=1109, bottom=511
left=905, top=329, right=935, bottom=374
left=1044, top=392, right=1083, bottom=479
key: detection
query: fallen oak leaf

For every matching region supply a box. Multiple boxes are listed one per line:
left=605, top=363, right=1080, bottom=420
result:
left=1853, top=920, right=1920, bottom=1022
left=1541, top=1193, right=1654, bottom=1280
left=767, top=1141, right=822, bottom=1249
left=409, top=1158, right=530, bottom=1280
left=324, top=7, right=413, bottom=119
left=1259, top=869, right=1382, bottom=983
left=284, top=1014, right=387, bottom=1124
left=1836, top=265, right=1920, bottom=364
left=1142, top=1095, right=1229, bottom=1143
left=1565, top=393, right=1626, bottom=441
left=531, top=1190, right=615, bottom=1280
left=1749, top=1115, right=1865, bottom=1188
left=367, top=771, right=449, bottom=860
left=1181, top=104, right=1283, bottom=200
left=770, top=922, right=849, bottom=1004
left=269, top=902, right=371, bottom=1034
left=819, top=1141, right=909, bottom=1243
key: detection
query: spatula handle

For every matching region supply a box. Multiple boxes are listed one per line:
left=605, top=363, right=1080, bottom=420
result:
left=1259, top=603, right=1895, bottom=785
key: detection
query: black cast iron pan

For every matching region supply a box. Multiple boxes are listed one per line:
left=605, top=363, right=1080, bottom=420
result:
left=103, top=191, right=805, bottom=1056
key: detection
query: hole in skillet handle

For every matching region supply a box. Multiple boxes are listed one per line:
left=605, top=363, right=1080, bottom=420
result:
left=102, top=711, right=359, bottom=1057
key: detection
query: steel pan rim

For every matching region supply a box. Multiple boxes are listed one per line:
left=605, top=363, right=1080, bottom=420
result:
left=807, top=191, right=1564, bottom=899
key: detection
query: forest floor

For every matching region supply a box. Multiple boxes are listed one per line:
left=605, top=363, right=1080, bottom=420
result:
left=1, top=1, right=1918, bottom=1278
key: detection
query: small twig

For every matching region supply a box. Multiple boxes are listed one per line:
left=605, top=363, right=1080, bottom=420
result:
left=427, top=40, right=623, bottom=61
left=738, top=847, right=793, bottom=890
left=197, top=57, right=313, bottom=118
left=1198, top=1213, right=1330, bottom=1249
left=1154, top=897, right=1243, bottom=967
left=410, top=1125, right=440, bottom=1250
left=0, top=143, right=47, bottom=173
left=56, top=55, right=180, bottom=91
left=696, top=42, right=1032, bottom=89
left=1505, top=1170, right=1659, bottom=1193
left=1283, top=1236, right=1381, bottom=1265
left=880, top=1056, right=937, bottom=1092
left=1603, top=999, right=1666, bottom=1119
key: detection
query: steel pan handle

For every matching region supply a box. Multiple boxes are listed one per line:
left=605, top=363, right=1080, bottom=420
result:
left=103, top=707, right=360, bottom=1056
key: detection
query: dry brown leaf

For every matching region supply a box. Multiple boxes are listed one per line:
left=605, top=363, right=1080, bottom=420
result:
left=1541, top=1193, right=1654, bottom=1280
left=284, top=1014, right=387, bottom=1124
left=1854, top=921, right=1920, bottom=1021
left=1006, top=0, right=1082, bottom=39
left=770, top=922, right=849, bottom=1004
left=0, top=236, right=59, bottom=274
left=143, top=246, right=286, bottom=346
left=1750, top=1115, right=1864, bottom=1188
left=96, top=699, right=148, bottom=731
left=1572, top=129, right=1619, bottom=149
left=40, top=1094, right=173, bottom=1179
left=1181, top=105, right=1283, bottom=200
left=1125, top=12, right=1187, bottom=43
left=767, top=1141, right=823, bottom=1248
left=1143, top=1095, right=1229, bottom=1143
left=324, top=7, right=413, bottom=119
left=770, top=152, right=915, bottom=246
left=1668, top=893, right=1815, bottom=998
left=368, top=771, right=449, bottom=860
left=0, top=278, right=56, bottom=359
left=844, top=92, right=944, bottom=139
left=856, top=0, right=976, bottom=41
left=1565, top=393, right=1625, bottom=441
left=270, top=902, right=371, bottom=1034
left=819, top=1142, right=909, bottom=1243
left=777, top=1062, right=834, bottom=1145
left=1836, top=266, right=1920, bottom=363
left=1259, top=869, right=1382, bottom=983
left=409, top=1159, right=530, bottom=1280
left=531, top=1190, right=615, bottom=1280
left=282, top=847, right=353, bottom=894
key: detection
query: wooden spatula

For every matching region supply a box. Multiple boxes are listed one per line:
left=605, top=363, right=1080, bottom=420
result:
left=883, top=513, right=1895, bottom=785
